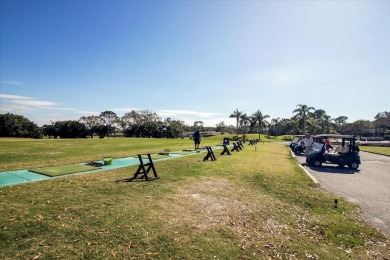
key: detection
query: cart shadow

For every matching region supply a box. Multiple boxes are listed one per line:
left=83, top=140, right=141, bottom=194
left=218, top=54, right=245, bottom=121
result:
left=301, top=163, right=360, bottom=174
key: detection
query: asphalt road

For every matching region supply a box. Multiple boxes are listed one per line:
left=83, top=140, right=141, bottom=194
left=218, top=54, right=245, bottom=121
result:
left=295, top=151, right=390, bottom=237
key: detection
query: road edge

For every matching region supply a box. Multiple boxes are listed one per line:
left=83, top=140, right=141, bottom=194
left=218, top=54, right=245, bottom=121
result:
left=290, top=149, right=320, bottom=187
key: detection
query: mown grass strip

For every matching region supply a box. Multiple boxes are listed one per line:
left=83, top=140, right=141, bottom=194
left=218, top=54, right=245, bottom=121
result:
left=0, top=135, right=288, bottom=172
left=359, top=146, right=390, bottom=156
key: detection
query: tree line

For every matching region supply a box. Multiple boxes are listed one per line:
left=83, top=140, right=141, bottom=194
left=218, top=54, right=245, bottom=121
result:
left=0, top=105, right=389, bottom=139
left=225, top=105, right=390, bottom=140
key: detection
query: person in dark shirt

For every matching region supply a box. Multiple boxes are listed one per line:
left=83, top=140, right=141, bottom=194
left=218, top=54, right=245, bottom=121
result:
left=193, top=129, right=201, bottom=150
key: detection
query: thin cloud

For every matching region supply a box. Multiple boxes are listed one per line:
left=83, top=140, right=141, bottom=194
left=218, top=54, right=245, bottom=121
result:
left=51, top=107, right=78, bottom=111
left=0, top=93, right=59, bottom=112
left=157, top=109, right=217, bottom=118
left=12, top=99, right=59, bottom=107
left=0, top=94, right=32, bottom=100
left=0, top=104, right=35, bottom=112
left=75, top=110, right=100, bottom=115
left=0, top=80, right=22, bottom=85
left=111, top=107, right=138, bottom=113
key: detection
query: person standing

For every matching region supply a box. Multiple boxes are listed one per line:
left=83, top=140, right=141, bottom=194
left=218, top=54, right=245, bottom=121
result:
left=193, top=129, right=201, bottom=150
left=302, top=133, right=314, bottom=157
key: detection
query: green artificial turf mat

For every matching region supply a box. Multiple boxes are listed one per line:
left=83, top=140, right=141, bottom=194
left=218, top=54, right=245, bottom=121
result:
left=133, top=154, right=170, bottom=160
left=170, top=151, right=193, bottom=155
left=29, top=164, right=100, bottom=177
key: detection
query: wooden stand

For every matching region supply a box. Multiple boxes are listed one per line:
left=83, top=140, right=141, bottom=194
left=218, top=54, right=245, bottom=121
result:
left=220, top=144, right=231, bottom=155
left=231, top=143, right=240, bottom=152
left=203, top=146, right=217, bottom=161
left=118, top=154, right=159, bottom=182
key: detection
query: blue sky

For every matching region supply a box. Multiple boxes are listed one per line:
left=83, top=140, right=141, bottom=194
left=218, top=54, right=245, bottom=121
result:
left=1, top=0, right=389, bottom=126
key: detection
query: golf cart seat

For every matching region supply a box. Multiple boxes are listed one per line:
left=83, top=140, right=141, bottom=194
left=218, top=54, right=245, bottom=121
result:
left=327, top=145, right=342, bottom=157
left=340, top=146, right=349, bottom=154
left=328, top=145, right=349, bottom=158
left=334, top=146, right=343, bottom=153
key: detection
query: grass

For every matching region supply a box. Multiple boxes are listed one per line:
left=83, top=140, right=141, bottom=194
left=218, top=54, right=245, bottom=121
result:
left=0, top=137, right=194, bottom=172
left=0, top=138, right=389, bottom=259
left=0, top=135, right=287, bottom=172
left=359, top=146, right=390, bottom=156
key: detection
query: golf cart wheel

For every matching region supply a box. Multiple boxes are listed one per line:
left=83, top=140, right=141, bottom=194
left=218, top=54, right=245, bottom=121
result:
left=348, top=162, right=359, bottom=170
left=313, top=160, right=322, bottom=167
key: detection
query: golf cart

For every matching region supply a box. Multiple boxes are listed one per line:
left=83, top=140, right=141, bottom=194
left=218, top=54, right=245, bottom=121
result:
left=306, top=134, right=361, bottom=169
left=289, top=135, right=304, bottom=151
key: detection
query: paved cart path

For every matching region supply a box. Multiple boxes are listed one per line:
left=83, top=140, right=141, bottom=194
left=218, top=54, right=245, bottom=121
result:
left=295, top=151, right=390, bottom=237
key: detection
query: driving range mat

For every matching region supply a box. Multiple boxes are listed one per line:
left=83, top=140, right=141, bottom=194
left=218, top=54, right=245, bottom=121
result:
left=133, top=154, right=170, bottom=160
left=29, top=164, right=100, bottom=177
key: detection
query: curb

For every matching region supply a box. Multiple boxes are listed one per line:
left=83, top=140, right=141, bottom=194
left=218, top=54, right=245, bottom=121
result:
left=290, top=149, right=320, bottom=187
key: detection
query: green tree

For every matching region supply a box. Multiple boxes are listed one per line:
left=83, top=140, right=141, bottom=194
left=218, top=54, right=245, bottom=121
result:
left=193, top=121, right=204, bottom=131
left=321, top=114, right=332, bottom=133
left=292, top=104, right=315, bottom=134
left=164, top=118, right=186, bottom=138
left=53, top=120, right=88, bottom=138
left=306, top=117, right=320, bottom=134
left=373, top=111, right=390, bottom=137
left=99, top=111, right=118, bottom=138
left=42, top=122, right=58, bottom=138
left=287, top=116, right=300, bottom=136
left=79, top=115, right=102, bottom=138
left=122, top=110, right=142, bottom=126
left=270, top=117, right=281, bottom=136
left=215, top=121, right=226, bottom=133
left=350, top=120, right=373, bottom=137
left=0, top=113, right=42, bottom=138
left=240, top=113, right=250, bottom=134
left=313, top=109, right=332, bottom=133
left=250, top=110, right=270, bottom=140
left=229, top=109, right=243, bottom=139
left=333, top=116, right=349, bottom=134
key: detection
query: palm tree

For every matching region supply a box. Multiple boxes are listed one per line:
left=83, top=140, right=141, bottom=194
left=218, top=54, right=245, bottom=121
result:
left=271, top=117, right=281, bottom=136
left=239, top=113, right=250, bottom=134
left=287, top=116, right=300, bottom=137
left=251, top=110, right=270, bottom=140
left=313, top=109, right=332, bottom=133
left=229, top=109, right=243, bottom=139
left=292, top=104, right=315, bottom=134
left=321, top=114, right=332, bottom=133
left=306, top=117, right=320, bottom=134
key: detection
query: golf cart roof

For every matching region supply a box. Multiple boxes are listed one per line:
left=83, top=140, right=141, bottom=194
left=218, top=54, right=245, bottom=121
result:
left=294, top=135, right=305, bottom=137
left=315, top=134, right=355, bottom=139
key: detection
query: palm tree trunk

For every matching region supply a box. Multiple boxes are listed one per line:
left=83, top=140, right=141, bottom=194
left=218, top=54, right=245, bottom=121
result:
left=236, top=119, right=239, bottom=139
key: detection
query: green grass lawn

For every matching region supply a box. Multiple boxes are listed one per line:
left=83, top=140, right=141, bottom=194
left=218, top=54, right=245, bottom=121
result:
left=1, top=138, right=389, bottom=258
left=0, top=135, right=288, bottom=172
left=359, top=146, right=390, bottom=156
left=0, top=137, right=194, bottom=172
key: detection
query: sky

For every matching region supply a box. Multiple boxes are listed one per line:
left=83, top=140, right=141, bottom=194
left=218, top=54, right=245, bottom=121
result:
left=0, top=0, right=389, bottom=127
